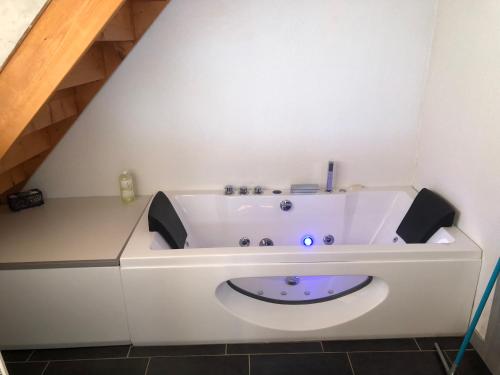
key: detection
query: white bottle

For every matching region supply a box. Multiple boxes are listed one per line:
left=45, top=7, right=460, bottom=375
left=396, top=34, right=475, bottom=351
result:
left=119, top=170, right=135, bottom=203
left=0, top=352, right=7, bottom=375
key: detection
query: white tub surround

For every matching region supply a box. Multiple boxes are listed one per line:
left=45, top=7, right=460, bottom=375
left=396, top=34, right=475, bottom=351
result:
left=0, top=267, right=129, bottom=349
left=120, top=187, right=481, bottom=345
left=0, top=196, right=149, bottom=349
left=0, top=196, right=149, bottom=269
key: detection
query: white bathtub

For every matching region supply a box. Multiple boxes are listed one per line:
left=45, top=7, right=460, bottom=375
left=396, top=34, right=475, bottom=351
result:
left=120, top=186, right=481, bottom=345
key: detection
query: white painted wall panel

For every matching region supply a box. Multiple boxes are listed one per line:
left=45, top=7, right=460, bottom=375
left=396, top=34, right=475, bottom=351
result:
left=27, top=0, right=437, bottom=197
left=415, top=0, right=500, bottom=339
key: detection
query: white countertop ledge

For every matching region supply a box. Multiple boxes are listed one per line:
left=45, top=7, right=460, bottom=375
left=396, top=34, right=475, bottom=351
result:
left=0, top=196, right=150, bottom=270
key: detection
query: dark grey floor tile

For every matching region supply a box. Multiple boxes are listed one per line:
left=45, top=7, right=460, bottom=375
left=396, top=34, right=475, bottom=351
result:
left=130, top=344, right=225, bottom=357
left=251, top=353, right=352, bottom=375
left=322, top=338, right=418, bottom=352
left=415, top=336, right=472, bottom=351
left=5, top=362, right=47, bottom=375
left=30, top=345, right=130, bottom=361
left=44, top=358, right=148, bottom=375
left=228, top=341, right=322, bottom=354
left=445, top=351, right=492, bottom=375
left=147, top=355, right=248, bottom=375
left=350, top=351, right=444, bottom=375
left=2, top=350, right=33, bottom=362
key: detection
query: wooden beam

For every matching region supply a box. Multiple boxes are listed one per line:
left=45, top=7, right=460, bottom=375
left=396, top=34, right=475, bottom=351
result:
left=131, top=0, right=169, bottom=39
left=57, top=44, right=106, bottom=90
left=21, top=104, right=52, bottom=136
left=0, top=129, right=52, bottom=175
left=0, top=0, right=125, bottom=158
left=46, top=116, right=76, bottom=145
left=48, top=89, right=79, bottom=123
left=102, top=41, right=134, bottom=75
left=74, top=80, right=106, bottom=111
left=96, top=2, right=135, bottom=42
left=31, top=104, right=52, bottom=130
left=0, top=171, right=12, bottom=195
left=21, top=90, right=78, bottom=137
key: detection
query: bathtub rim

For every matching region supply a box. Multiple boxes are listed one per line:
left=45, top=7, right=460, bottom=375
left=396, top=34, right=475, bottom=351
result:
left=120, top=186, right=482, bottom=268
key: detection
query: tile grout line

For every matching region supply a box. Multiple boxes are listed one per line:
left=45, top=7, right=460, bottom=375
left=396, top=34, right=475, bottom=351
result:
left=346, top=352, right=356, bottom=375
left=444, top=350, right=451, bottom=363
left=19, top=355, right=135, bottom=363
left=5, top=348, right=449, bottom=364
left=413, top=338, right=422, bottom=351
left=40, top=361, right=50, bottom=375
left=143, top=357, right=151, bottom=375
left=225, top=344, right=228, bottom=355
left=25, top=350, right=35, bottom=362
left=323, top=349, right=438, bottom=354
left=444, top=350, right=457, bottom=366
left=231, top=351, right=325, bottom=356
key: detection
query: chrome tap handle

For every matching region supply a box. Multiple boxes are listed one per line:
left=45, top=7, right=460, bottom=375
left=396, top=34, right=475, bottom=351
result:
left=280, top=200, right=293, bottom=211
left=239, top=186, right=248, bottom=195
left=254, top=186, right=263, bottom=195
left=224, top=185, right=234, bottom=195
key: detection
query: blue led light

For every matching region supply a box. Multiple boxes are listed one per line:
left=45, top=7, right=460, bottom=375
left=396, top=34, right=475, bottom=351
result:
left=302, top=235, right=314, bottom=247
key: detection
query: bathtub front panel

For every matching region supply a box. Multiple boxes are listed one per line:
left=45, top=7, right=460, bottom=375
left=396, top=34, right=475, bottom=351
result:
left=121, top=258, right=480, bottom=344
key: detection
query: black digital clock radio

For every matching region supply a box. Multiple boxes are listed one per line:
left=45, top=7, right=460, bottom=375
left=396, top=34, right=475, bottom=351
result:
left=7, top=189, right=44, bottom=212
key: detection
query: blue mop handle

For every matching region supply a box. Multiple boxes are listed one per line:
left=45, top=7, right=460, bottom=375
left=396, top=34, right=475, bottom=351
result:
left=453, top=258, right=500, bottom=370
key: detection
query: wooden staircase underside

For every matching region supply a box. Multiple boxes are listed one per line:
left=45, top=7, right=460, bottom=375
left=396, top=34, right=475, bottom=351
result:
left=0, top=0, right=169, bottom=200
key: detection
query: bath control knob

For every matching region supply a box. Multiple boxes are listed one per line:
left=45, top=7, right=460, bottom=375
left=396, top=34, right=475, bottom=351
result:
left=259, top=238, right=274, bottom=246
left=224, top=185, right=234, bottom=195
left=254, top=186, right=263, bottom=195
left=239, top=186, right=248, bottom=195
left=280, top=200, right=293, bottom=211
left=285, top=276, right=300, bottom=286
left=323, top=234, right=335, bottom=245
left=239, top=237, right=250, bottom=247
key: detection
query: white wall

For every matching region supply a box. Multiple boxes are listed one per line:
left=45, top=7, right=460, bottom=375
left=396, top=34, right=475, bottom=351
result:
left=415, top=0, right=500, bottom=339
left=28, top=0, right=437, bottom=197
left=0, top=0, right=48, bottom=69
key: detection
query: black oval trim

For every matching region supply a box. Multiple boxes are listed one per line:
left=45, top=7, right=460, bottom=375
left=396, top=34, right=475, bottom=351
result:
left=226, top=276, right=373, bottom=305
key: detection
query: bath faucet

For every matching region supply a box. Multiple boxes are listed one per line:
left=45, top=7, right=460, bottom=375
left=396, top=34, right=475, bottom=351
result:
left=239, top=186, right=248, bottom=195
left=326, top=161, right=335, bottom=192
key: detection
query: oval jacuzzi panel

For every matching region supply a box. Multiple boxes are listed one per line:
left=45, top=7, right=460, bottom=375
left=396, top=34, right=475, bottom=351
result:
left=227, top=275, right=372, bottom=305
left=216, top=275, right=389, bottom=331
